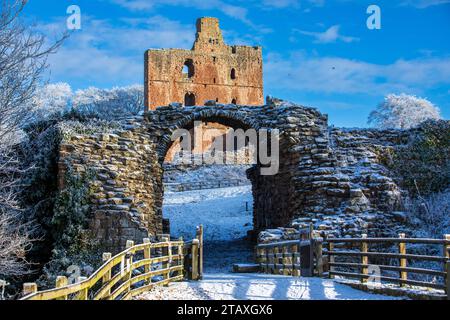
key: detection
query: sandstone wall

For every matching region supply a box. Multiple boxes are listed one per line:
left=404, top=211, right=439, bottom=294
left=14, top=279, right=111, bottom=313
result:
left=57, top=100, right=415, bottom=251
left=145, top=17, right=263, bottom=110
left=58, top=118, right=163, bottom=252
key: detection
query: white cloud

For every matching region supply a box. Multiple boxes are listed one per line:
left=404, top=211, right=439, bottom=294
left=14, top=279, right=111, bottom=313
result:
left=265, top=51, right=450, bottom=95
left=39, top=15, right=195, bottom=85
left=401, top=0, right=450, bottom=8
left=261, top=0, right=324, bottom=9
left=110, top=0, right=257, bottom=27
left=294, top=25, right=359, bottom=44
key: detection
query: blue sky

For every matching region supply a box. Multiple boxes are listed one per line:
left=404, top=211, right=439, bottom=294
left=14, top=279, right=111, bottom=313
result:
left=23, top=0, right=450, bottom=127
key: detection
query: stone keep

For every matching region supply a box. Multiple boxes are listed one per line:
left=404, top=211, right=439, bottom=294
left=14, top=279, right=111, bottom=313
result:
left=144, top=17, right=264, bottom=110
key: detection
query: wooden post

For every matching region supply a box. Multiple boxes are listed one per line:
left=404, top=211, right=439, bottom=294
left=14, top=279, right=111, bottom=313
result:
left=292, top=244, right=300, bottom=276
left=76, top=277, right=88, bottom=300
left=314, top=239, right=324, bottom=277
left=125, top=240, right=134, bottom=292
left=398, top=233, right=407, bottom=286
left=328, top=242, right=335, bottom=279
left=361, top=234, right=368, bottom=283
left=55, top=276, right=68, bottom=300
left=191, top=239, right=200, bottom=280
left=446, top=261, right=450, bottom=300
left=444, top=235, right=449, bottom=300
left=178, top=237, right=184, bottom=278
left=282, top=245, right=290, bottom=275
left=267, top=247, right=274, bottom=274
left=197, top=225, right=204, bottom=280
left=22, top=283, right=37, bottom=297
left=143, top=238, right=151, bottom=274
left=300, top=240, right=313, bottom=277
left=309, top=223, right=314, bottom=240
left=444, top=235, right=450, bottom=259
left=273, top=246, right=280, bottom=275
left=161, top=237, right=170, bottom=285
left=101, top=252, right=112, bottom=297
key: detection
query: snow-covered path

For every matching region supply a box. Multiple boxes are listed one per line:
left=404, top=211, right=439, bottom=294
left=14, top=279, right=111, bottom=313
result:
left=164, top=185, right=255, bottom=273
left=156, top=185, right=399, bottom=300
left=137, top=273, right=400, bottom=300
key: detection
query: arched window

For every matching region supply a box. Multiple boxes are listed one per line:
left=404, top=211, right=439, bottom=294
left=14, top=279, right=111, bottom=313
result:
left=230, top=68, right=236, bottom=80
left=182, top=59, right=194, bottom=78
left=184, top=93, right=195, bottom=106
left=231, top=98, right=237, bottom=105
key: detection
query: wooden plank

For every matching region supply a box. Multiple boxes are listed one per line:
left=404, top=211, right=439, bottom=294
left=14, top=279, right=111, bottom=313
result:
left=328, top=251, right=447, bottom=262
left=329, top=271, right=446, bottom=290
left=328, top=262, right=446, bottom=277
left=327, top=238, right=448, bottom=245
left=256, top=239, right=311, bottom=249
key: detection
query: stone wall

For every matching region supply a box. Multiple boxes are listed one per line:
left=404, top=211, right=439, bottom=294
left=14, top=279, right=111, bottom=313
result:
left=144, top=17, right=264, bottom=110
left=57, top=100, right=416, bottom=251
left=58, top=118, right=163, bottom=252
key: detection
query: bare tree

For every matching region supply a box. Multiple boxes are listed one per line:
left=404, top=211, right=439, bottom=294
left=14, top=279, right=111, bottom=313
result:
left=0, top=0, right=67, bottom=144
left=0, top=0, right=66, bottom=278
left=0, top=151, right=32, bottom=277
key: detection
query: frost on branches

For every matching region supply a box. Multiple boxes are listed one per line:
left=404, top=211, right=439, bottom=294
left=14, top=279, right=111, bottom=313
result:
left=368, top=94, right=441, bottom=129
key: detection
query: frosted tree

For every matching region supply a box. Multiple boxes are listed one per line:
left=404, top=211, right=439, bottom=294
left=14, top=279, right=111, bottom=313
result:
left=31, top=83, right=73, bottom=121
left=368, top=94, right=441, bottom=129
left=73, top=85, right=144, bottom=119
left=0, top=0, right=66, bottom=278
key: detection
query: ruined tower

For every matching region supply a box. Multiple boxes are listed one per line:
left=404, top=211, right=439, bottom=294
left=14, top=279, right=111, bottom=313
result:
left=144, top=17, right=264, bottom=110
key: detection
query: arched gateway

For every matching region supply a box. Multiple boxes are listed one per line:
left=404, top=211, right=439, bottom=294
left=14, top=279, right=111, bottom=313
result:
left=58, top=99, right=404, bottom=252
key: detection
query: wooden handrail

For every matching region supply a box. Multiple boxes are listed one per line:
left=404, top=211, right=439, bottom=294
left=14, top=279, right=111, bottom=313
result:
left=326, top=237, right=449, bottom=245
left=327, top=250, right=447, bottom=262
left=20, top=238, right=189, bottom=300
left=325, top=233, right=450, bottom=298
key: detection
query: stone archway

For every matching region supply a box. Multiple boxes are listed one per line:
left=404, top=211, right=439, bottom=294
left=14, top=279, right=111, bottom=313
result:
left=144, top=102, right=329, bottom=239
left=57, top=100, right=406, bottom=252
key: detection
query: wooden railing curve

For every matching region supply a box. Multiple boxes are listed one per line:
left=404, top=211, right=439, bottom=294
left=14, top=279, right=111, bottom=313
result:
left=20, top=226, right=205, bottom=300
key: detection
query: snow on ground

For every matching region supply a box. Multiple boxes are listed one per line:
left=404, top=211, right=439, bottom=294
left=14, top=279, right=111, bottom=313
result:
left=163, top=185, right=253, bottom=242
left=164, top=185, right=255, bottom=273
left=157, top=185, right=402, bottom=300
left=136, top=273, right=402, bottom=300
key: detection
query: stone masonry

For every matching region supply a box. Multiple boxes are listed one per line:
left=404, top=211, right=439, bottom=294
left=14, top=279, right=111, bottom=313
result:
left=57, top=99, right=412, bottom=252
left=144, top=17, right=264, bottom=110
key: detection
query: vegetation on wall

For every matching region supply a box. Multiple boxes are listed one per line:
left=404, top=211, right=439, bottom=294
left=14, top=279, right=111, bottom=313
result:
left=38, top=164, right=100, bottom=287
left=390, top=120, right=449, bottom=196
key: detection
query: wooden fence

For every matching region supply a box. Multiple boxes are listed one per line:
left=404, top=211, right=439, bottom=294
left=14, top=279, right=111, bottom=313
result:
left=325, top=233, right=450, bottom=296
left=255, top=227, right=323, bottom=277
left=20, top=227, right=204, bottom=300
left=255, top=231, right=449, bottom=298
left=164, top=179, right=249, bottom=192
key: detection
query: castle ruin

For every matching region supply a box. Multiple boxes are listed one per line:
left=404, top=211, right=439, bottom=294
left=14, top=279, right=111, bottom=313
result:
left=144, top=17, right=264, bottom=110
